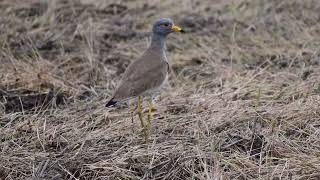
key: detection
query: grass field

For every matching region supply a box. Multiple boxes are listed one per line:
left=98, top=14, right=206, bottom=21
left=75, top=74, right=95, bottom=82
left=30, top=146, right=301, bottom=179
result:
left=1, top=0, right=320, bottom=179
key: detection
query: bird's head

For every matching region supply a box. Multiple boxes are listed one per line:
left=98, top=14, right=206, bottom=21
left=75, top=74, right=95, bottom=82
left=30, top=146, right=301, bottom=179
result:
left=152, top=18, right=184, bottom=36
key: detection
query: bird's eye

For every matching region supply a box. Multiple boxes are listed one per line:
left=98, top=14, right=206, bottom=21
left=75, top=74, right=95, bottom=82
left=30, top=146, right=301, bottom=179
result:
left=163, top=23, right=169, bottom=27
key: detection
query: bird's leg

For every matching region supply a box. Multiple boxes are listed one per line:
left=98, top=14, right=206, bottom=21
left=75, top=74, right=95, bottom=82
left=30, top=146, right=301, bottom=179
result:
left=147, top=96, right=152, bottom=130
left=137, top=96, right=148, bottom=142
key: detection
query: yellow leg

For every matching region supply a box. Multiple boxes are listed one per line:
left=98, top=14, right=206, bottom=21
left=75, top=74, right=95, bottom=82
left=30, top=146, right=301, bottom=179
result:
left=147, top=97, right=152, bottom=129
left=137, top=96, right=148, bottom=142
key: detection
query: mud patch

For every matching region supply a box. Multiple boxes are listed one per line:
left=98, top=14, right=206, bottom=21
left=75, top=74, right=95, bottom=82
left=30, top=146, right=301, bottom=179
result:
left=1, top=89, right=67, bottom=113
left=221, top=133, right=267, bottom=160
left=179, top=14, right=223, bottom=34
left=13, top=2, right=48, bottom=18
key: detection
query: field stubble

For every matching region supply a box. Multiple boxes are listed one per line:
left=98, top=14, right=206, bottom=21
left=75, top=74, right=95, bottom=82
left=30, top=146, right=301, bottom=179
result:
left=1, top=0, right=320, bottom=179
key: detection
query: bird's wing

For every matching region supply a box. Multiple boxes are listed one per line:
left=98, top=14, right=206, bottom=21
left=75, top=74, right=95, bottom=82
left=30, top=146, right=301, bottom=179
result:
left=113, top=54, right=168, bottom=100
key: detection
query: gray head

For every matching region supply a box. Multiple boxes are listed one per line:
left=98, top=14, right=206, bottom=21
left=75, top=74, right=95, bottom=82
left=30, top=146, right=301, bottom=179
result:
left=152, top=18, right=184, bottom=36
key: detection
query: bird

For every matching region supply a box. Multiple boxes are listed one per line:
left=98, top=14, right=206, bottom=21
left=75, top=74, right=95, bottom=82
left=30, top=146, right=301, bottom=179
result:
left=106, top=18, right=184, bottom=141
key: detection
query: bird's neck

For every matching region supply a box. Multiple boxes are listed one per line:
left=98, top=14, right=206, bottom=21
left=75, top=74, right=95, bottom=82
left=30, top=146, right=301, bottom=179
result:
left=149, top=33, right=166, bottom=51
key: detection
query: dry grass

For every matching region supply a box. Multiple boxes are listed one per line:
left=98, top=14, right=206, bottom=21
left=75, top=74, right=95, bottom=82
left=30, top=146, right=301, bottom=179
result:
left=1, top=0, right=320, bottom=179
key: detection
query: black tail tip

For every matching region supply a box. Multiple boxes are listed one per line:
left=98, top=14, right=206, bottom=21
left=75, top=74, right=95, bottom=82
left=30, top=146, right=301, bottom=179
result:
left=105, top=98, right=117, bottom=107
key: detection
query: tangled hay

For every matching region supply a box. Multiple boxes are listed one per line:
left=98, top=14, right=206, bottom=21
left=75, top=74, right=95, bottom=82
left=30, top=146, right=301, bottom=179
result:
left=1, top=0, right=320, bottom=179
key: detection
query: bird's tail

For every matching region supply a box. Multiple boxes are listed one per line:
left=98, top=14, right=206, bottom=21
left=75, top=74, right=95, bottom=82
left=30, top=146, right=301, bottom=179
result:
left=105, top=98, right=117, bottom=107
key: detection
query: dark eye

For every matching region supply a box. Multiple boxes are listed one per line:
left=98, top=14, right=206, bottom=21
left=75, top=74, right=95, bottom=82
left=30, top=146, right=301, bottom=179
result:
left=163, top=23, right=169, bottom=27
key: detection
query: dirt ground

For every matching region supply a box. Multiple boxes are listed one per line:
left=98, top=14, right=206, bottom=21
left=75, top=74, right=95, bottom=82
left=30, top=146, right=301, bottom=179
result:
left=1, top=0, right=320, bottom=179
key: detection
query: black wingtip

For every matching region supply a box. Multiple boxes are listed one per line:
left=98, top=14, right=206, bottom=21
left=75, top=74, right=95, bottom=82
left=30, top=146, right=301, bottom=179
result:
left=105, top=98, right=117, bottom=107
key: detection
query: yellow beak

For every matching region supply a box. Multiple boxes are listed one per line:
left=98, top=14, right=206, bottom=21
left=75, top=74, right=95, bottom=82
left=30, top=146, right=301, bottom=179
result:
left=172, top=25, right=184, bottom=32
